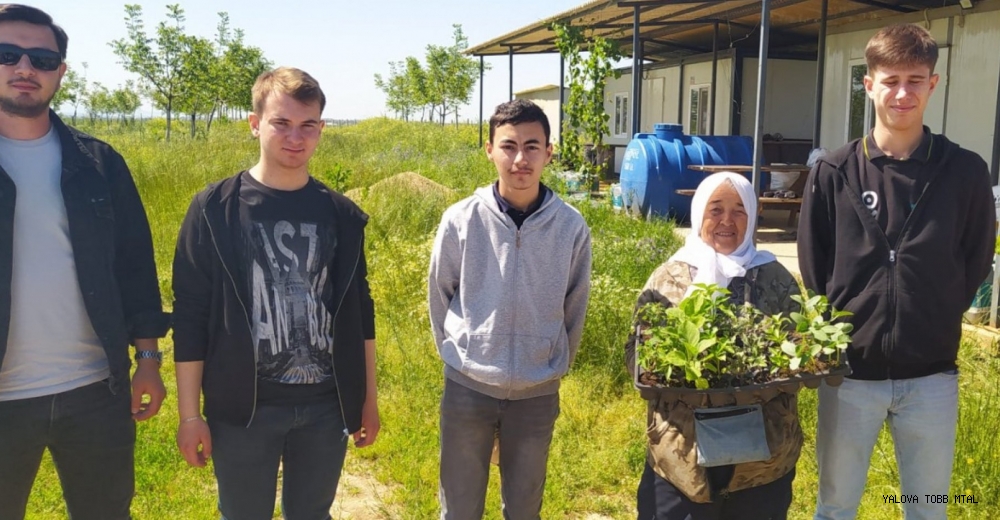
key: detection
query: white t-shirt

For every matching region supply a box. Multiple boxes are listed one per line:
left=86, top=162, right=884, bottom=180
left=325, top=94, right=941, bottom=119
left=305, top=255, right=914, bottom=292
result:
left=0, top=127, right=108, bottom=401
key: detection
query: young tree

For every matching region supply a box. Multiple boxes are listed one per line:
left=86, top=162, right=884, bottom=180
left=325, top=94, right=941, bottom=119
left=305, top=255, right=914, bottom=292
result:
left=84, top=82, right=112, bottom=126
left=111, top=4, right=190, bottom=142
left=440, top=25, right=481, bottom=127
left=52, top=65, right=85, bottom=115
left=112, top=82, right=142, bottom=126
left=553, top=22, right=623, bottom=187
left=376, top=24, right=482, bottom=125
left=172, top=35, right=216, bottom=138
left=374, top=62, right=406, bottom=120
left=218, top=28, right=270, bottom=121
left=403, top=56, right=428, bottom=121
left=204, top=14, right=269, bottom=133
left=71, top=62, right=90, bottom=126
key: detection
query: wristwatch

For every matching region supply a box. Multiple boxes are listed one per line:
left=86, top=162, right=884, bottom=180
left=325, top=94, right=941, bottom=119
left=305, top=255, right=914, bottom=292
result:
left=134, top=350, right=163, bottom=365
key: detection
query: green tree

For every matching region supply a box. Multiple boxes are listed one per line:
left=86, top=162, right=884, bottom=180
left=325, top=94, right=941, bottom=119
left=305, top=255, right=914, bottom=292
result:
left=374, top=61, right=410, bottom=120
left=553, top=22, right=623, bottom=187
left=84, top=82, right=113, bottom=126
left=377, top=24, right=483, bottom=125
left=111, top=81, right=142, bottom=126
left=111, top=4, right=190, bottom=142
left=439, top=25, right=481, bottom=127
left=52, top=65, right=84, bottom=114
left=172, top=34, right=216, bottom=138
left=403, top=56, right=428, bottom=121
left=204, top=14, right=269, bottom=131
left=217, top=28, right=270, bottom=121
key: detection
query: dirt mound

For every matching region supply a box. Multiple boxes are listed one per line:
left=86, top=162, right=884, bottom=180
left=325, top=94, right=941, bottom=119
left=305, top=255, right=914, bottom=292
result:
left=345, top=172, right=454, bottom=201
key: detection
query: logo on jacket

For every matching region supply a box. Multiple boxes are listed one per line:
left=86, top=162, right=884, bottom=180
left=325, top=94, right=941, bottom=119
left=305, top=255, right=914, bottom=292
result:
left=862, top=191, right=879, bottom=217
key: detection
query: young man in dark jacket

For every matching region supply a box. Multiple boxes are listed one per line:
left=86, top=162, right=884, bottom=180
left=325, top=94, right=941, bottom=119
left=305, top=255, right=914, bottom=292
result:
left=798, top=23, right=994, bottom=520
left=172, top=67, right=379, bottom=519
left=0, top=5, right=168, bottom=519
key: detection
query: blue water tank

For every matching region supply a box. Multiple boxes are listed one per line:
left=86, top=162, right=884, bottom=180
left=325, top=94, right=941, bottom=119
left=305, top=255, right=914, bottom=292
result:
left=620, top=124, right=765, bottom=220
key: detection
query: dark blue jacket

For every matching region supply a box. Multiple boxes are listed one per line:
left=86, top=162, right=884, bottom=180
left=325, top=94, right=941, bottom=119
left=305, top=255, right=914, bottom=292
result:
left=171, top=172, right=375, bottom=431
left=0, top=111, right=169, bottom=393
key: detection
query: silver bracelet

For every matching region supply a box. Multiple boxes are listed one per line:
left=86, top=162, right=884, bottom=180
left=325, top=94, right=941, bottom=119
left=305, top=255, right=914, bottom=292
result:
left=180, top=416, right=204, bottom=424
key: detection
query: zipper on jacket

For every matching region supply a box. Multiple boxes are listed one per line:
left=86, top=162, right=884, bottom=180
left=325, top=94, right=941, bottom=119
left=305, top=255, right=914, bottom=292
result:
left=202, top=209, right=259, bottom=428
left=882, top=173, right=937, bottom=366
left=506, top=226, right=521, bottom=399
left=837, top=160, right=940, bottom=366
left=327, top=243, right=364, bottom=439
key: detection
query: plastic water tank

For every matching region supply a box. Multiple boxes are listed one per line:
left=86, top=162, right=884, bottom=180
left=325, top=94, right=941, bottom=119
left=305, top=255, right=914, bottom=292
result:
left=619, top=124, right=765, bottom=220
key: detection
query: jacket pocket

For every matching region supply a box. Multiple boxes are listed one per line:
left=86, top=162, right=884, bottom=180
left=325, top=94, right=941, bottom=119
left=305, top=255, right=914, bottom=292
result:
left=453, top=333, right=565, bottom=390
left=840, top=287, right=888, bottom=352
left=456, top=333, right=512, bottom=387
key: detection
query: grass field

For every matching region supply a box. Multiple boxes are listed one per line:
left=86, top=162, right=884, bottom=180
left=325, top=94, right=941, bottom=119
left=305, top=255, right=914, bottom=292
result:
left=20, top=117, right=1000, bottom=519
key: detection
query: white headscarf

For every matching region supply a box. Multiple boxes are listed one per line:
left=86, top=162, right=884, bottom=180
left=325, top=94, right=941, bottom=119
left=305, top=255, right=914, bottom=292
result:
left=668, top=172, right=776, bottom=295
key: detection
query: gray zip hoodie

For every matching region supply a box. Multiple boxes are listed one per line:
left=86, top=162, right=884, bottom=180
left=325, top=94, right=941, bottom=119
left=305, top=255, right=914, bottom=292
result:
left=428, top=185, right=592, bottom=400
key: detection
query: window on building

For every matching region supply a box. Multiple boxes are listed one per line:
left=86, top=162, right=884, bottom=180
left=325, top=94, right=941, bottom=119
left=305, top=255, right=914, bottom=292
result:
left=614, top=93, right=629, bottom=138
left=847, top=62, right=874, bottom=141
left=689, top=85, right=710, bottom=135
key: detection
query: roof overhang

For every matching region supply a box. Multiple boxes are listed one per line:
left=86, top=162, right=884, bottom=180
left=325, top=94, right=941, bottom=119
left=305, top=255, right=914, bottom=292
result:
left=468, top=0, right=973, bottom=62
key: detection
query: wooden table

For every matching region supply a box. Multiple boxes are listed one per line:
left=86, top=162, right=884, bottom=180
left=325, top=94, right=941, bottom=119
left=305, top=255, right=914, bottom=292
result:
left=684, top=164, right=809, bottom=225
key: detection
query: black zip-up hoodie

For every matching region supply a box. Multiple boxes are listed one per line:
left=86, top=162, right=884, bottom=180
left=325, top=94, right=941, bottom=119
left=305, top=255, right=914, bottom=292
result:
left=172, top=173, right=375, bottom=431
left=798, top=133, right=994, bottom=379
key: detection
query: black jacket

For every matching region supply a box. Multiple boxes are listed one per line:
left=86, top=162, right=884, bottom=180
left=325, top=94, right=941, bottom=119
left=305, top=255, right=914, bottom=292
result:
left=0, top=111, right=169, bottom=392
left=798, top=133, right=994, bottom=378
left=172, top=173, right=375, bottom=431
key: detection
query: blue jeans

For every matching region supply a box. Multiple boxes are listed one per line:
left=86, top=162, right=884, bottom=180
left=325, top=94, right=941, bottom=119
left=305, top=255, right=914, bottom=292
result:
left=814, top=372, right=959, bottom=520
left=208, top=400, right=348, bottom=520
left=0, top=379, right=136, bottom=520
left=439, top=377, right=560, bottom=520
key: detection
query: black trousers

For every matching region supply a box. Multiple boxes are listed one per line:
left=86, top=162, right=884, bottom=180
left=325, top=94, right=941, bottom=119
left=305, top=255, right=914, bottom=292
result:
left=0, top=380, right=135, bottom=520
left=636, top=462, right=795, bottom=520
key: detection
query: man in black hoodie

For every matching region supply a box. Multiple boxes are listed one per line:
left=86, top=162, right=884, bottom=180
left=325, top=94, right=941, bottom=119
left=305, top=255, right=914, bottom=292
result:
left=798, top=23, right=994, bottom=520
left=172, top=67, right=379, bottom=519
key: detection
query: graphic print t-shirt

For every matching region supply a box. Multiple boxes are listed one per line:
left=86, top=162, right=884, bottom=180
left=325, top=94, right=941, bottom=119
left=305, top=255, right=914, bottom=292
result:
left=239, top=172, right=338, bottom=405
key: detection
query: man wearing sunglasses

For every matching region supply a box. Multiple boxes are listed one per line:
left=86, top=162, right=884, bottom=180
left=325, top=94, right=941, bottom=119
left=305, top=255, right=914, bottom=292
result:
left=0, top=5, right=168, bottom=519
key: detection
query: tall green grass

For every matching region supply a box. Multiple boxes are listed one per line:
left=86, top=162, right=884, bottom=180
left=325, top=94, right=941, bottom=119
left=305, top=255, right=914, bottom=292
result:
left=21, top=118, right=1000, bottom=518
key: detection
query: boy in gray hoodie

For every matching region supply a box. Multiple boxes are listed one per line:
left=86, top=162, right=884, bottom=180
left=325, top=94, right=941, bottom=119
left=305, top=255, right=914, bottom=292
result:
left=428, top=99, right=591, bottom=519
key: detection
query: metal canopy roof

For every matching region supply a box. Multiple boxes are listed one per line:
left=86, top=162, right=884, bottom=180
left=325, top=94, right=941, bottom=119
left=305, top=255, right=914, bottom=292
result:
left=468, top=0, right=969, bottom=62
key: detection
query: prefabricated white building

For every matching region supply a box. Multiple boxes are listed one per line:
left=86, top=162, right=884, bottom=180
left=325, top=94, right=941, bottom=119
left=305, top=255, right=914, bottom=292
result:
left=603, top=54, right=818, bottom=173
left=514, top=84, right=569, bottom=145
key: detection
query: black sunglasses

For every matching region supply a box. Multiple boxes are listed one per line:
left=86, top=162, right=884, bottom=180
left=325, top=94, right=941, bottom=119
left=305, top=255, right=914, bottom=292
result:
left=0, top=44, right=62, bottom=72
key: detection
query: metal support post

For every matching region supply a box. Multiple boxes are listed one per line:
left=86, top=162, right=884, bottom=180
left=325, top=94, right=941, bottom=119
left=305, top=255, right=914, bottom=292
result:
left=479, top=55, right=485, bottom=148
left=751, top=0, right=771, bottom=194
left=812, top=0, right=828, bottom=148
left=710, top=21, right=719, bottom=135
left=508, top=47, right=514, bottom=101
left=630, top=5, right=643, bottom=137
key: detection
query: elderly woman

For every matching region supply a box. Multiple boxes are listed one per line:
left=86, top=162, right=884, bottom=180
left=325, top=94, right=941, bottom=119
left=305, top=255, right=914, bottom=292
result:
left=626, top=172, right=803, bottom=520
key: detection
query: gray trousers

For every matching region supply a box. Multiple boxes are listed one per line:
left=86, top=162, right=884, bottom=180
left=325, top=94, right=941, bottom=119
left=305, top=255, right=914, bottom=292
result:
left=439, top=378, right=560, bottom=520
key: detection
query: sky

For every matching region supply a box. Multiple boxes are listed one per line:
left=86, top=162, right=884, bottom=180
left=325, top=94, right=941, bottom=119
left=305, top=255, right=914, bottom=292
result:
left=33, top=0, right=586, bottom=121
